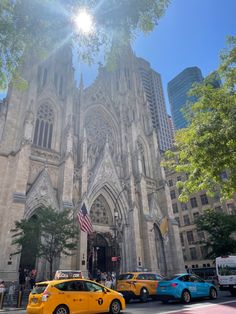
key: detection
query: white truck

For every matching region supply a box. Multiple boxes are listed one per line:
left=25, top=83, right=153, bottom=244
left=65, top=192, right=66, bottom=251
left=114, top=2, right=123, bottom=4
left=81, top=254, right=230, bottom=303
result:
left=216, top=256, right=236, bottom=296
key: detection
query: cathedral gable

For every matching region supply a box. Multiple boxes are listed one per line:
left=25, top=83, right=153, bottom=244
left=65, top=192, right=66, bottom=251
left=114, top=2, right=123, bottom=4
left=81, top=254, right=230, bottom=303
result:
left=87, top=142, right=122, bottom=199
left=25, top=168, right=59, bottom=219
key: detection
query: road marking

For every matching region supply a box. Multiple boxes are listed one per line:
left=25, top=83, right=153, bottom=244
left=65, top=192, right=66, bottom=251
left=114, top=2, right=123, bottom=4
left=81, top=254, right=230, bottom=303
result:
left=153, top=300, right=236, bottom=314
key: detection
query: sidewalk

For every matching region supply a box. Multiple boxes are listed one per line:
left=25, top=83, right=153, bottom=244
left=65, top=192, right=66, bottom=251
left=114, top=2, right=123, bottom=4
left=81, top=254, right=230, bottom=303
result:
left=0, top=308, right=25, bottom=312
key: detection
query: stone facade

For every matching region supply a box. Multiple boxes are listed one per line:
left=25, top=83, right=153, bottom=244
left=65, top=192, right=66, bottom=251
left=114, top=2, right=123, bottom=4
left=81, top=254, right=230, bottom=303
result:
left=0, top=45, right=184, bottom=281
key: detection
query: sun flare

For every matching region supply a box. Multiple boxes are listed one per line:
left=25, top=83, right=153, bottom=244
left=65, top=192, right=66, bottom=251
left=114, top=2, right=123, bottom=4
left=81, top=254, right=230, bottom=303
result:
left=73, top=9, right=94, bottom=34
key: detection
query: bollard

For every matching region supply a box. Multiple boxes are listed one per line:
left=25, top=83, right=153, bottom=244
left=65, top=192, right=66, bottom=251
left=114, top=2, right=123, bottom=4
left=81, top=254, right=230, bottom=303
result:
left=0, top=292, right=4, bottom=309
left=17, top=290, right=22, bottom=308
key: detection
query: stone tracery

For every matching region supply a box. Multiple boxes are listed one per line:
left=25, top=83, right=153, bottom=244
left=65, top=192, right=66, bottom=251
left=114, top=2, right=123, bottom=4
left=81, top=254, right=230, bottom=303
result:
left=90, top=194, right=111, bottom=225
left=85, top=110, right=116, bottom=157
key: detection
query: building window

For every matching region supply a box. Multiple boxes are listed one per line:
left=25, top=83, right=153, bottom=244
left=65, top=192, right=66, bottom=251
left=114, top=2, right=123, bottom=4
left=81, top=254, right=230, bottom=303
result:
left=197, top=231, right=205, bottom=241
left=33, top=103, right=54, bottom=149
left=201, top=246, right=208, bottom=259
left=227, top=203, right=236, bottom=214
left=186, top=231, right=194, bottom=244
left=172, top=203, right=178, bottom=213
left=200, top=194, right=209, bottom=205
left=193, top=212, right=200, bottom=222
left=168, top=179, right=173, bottom=187
left=183, top=215, right=190, bottom=226
left=181, top=203, right=188, bottom=211
left=90, top=195, right=110, bottom=225
left=190, top=247, right=197, bottom=260
left=215, top=206, right=222, bottom=212
left=190, top=197, right=198, bottom=208
left=170, top=190, right=176, bottom=200
left=175, top=217, right=180, bottom=226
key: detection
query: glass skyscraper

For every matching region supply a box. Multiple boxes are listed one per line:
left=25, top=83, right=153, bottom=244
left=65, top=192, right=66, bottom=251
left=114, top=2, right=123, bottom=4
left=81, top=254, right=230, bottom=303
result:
left=168, top=67, right=203, bottom=130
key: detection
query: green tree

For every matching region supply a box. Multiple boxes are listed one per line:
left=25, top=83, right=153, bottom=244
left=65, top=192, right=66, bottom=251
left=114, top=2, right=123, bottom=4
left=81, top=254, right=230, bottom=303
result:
left=11, top=206, right=79, bottom=279
left=163, top=36, right=236, bottom=201
left=0, top=0, right=170, bottom=90
left=195, top=208, right=236, bottom=258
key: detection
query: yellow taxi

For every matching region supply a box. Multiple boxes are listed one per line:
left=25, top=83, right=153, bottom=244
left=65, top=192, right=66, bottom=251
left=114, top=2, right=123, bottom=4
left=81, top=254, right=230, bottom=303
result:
left=26, top=278, right=126, bottom=314
left=116, top=272, right=163, bottom=303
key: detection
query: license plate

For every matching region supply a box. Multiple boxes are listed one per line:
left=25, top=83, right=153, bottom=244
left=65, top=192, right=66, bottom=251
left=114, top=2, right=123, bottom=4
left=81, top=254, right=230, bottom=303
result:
left=160, top=287, right=166, bottom=290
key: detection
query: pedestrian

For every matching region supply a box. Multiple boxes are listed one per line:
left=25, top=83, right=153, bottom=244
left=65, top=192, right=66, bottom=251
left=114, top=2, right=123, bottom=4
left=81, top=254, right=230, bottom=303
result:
left=7, top=281, right=16, bottom=306
left=105, top=275, right=113, bottom=289
left=96, top=269, right=101, bottom=283
left=29, top=271, right=36, bottom=289
left=0, top=281, right=5, bottom=294
left=0, top=281, right=6, bottom=304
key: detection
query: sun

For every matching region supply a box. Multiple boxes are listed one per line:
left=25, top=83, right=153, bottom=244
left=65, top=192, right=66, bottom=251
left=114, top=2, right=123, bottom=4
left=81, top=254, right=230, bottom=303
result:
left=73, top=9, right=94, bottom=35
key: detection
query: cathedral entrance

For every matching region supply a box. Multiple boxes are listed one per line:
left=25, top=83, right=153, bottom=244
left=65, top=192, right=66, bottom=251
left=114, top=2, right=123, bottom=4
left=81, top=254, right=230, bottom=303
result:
left=87, top=233, right=117, bottom=278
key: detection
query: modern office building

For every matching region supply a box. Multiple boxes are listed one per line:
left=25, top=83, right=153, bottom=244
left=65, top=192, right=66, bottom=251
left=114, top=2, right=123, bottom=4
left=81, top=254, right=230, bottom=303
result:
left=168, top=67, right=203, bottom=130
left=166, top=170, right=236, bottom=273
left=137, top=58, right=173, bottom=151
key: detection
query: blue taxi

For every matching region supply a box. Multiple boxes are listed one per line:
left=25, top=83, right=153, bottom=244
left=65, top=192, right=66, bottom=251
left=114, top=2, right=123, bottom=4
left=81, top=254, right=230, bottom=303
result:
left=157, top=273, right=217, bottom=304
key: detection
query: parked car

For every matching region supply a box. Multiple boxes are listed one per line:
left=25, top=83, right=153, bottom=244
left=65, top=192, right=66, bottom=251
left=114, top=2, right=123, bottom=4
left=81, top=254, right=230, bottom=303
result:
left=116, top=272, right=163, bottom=303
left=26, top=278, right=125, bottom=314
left=157, top=273, right=217, bottom=304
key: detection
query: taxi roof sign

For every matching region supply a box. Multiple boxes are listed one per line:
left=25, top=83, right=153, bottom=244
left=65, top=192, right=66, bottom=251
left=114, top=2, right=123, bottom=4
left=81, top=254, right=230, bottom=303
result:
left=54, top=270, right=83, bottom=280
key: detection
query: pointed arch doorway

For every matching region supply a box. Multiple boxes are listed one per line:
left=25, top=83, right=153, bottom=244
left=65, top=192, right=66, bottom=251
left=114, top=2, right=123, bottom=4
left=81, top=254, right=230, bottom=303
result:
left=87, top=233, right=116, bottom=278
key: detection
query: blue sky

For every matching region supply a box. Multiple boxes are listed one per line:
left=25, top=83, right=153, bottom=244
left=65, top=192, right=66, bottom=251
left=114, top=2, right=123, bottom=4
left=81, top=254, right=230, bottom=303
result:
left=1, top=0, right=236, bottom=114
left=77, top=0, right=236, bottom=114
left=134, top=0, right=236, bottom=113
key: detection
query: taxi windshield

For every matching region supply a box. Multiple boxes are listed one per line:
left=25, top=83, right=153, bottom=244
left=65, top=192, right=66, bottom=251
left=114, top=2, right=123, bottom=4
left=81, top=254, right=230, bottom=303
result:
left=31, top=284, right=48, bottom=294
left=118, top=273, right=134, bottom=280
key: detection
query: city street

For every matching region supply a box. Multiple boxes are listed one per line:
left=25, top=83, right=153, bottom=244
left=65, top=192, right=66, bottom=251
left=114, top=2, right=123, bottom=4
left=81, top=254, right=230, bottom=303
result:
left=1, top=291, right=235, bottom=314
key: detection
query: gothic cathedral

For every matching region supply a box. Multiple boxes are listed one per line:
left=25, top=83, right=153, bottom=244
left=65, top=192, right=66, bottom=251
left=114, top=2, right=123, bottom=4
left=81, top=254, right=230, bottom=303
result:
left=0, top=45, right=184, bottom=281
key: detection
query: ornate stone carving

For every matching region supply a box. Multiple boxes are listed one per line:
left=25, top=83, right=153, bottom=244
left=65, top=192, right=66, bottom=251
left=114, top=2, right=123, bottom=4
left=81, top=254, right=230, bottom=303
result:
left=85, top=110, right=115, bottom=157
left=25, top=168, right=59, bottom=218
left=90, top=195, right=111, bottom=225
left=31, top=147, right=60, bottom=161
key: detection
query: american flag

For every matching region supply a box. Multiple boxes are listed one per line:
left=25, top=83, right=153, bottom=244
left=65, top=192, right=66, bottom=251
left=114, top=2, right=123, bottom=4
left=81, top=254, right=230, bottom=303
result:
left=77, top=203, right=93, bottom=234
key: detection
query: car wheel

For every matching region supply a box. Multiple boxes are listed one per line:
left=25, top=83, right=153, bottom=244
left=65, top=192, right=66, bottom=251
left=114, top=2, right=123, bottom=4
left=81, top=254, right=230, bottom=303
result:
left=181, top=290, right=191, bottom=304
left=140, top=288, right=149, bottom=303
left=209, top=287, right=217, bottom=299
left=109, top=299, right=121, bottom=314
left=53, top=305, right=69, bottom=314
left=161, top=300, right=169, bottom=304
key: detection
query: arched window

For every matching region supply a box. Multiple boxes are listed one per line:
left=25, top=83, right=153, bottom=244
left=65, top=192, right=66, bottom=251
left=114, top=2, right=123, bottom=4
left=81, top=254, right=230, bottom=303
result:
left=33, top=103, right=54, bottom=149
left=90, top=195, right=111, bottom=225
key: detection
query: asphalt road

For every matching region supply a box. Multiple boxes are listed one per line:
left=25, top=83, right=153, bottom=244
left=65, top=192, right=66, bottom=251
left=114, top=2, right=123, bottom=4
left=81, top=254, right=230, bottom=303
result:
left=1, top=291, right=235, bottom=314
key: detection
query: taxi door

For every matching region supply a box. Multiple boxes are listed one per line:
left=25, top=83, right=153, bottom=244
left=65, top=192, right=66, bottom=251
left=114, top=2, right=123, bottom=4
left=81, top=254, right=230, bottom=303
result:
left=84, top=281, right=110, bottom=313
left=54, top=280, right=89, bottom=314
